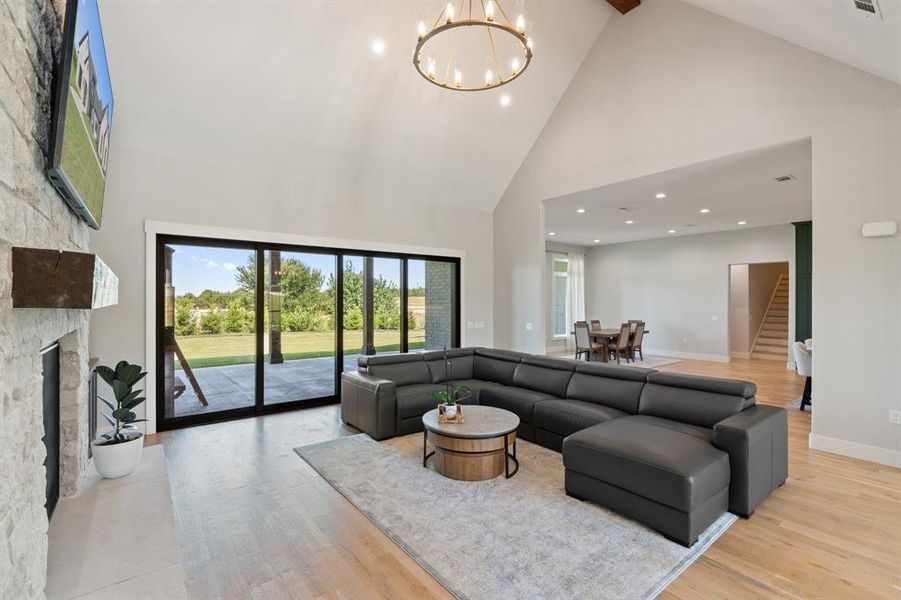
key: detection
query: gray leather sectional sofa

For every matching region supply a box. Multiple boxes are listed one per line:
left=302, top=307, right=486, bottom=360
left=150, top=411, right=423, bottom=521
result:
left=340, top=347, right=787, bottom=546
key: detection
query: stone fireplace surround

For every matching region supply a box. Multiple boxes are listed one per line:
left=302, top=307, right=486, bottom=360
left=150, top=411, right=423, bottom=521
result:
left=1, top=0, right=93, bottom=597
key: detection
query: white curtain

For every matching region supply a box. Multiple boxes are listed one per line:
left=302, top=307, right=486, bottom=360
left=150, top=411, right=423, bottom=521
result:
left=565, top=253, right=586, bottom=352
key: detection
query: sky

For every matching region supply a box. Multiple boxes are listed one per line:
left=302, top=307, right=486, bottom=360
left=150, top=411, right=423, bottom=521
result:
left=170, top=246, right=426, bottom=295
left=75, top=0, right=114, bottom=115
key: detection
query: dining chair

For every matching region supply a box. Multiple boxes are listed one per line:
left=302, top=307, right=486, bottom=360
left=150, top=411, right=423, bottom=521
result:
left=804, top=338, right=812, bottom=349
left=792, top=341, right=812, bottom=411
left=629, top=322, right=646, bottom=361
left=628, top=319, right=642, bottom=333
left=590, top=319, right=602, bottom=331
left=608, top=323, right=632, bottom=364
left=574, top=322, right=603, bottom=362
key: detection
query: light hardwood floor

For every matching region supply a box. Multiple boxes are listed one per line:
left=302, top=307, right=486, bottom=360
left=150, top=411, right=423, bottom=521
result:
left=148, top=358, right=901, bottom=599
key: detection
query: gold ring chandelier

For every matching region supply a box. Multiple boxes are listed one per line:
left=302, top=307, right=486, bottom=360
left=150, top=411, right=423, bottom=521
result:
left=414, top=1, right=534, bottom=92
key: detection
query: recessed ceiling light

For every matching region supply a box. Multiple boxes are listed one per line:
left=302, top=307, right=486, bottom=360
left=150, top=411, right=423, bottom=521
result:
left=699, top=208, right=711, bottom=214
left=372, top=39, right=385, bottom=55
left=668, top=229, right=676, bottom=234
left=500, top=95, right=511, bottom=107
left=737, top=221, right=747, bottom=225
left=625, top=220, right=634, bottom=224
left=593, top=239, right=600, bottom=243
left=548, top=231, right=556, bottom=236
left=655, top=193, right=667, bottom=199
left=576, top=208, right=586, bottom=214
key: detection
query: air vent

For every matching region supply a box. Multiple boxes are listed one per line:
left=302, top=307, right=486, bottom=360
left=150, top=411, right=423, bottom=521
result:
left=618, top=207, right=632, bottom=212
left=853, top=0, right=882, bottom=18
left=773, top=174, right=796, bottom=183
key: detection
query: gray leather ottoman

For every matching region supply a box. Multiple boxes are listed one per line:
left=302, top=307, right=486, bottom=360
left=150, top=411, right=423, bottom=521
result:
left=563, top=417, right=730, bottom=547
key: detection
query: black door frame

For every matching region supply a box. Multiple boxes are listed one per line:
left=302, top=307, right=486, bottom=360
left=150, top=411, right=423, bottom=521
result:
left=155, top=234, right=461, bottom=431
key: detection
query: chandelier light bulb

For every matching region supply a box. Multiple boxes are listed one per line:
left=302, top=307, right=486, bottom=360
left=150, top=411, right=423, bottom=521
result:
left=417, top=20, right=426, bottom=39
left=485, top=69, right=494, bottom=86
left=516, top=14, right=526, bottom=34
left=526, top=37, right=533, bottom=52
left=427, top=57, right=436, bottom=79
left=511, top=57, right=520, bottom=73
left=454, top=69, right=462, bottom=88
left=486, top=0, right=495, bottom=21
left=445, top=3, right=455, bottom=23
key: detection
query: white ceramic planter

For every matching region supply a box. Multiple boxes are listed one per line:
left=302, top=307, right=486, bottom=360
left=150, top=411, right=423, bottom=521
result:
left=91, top=433, right=144, bottom=479
left=445, top=404, right=458, bottom=419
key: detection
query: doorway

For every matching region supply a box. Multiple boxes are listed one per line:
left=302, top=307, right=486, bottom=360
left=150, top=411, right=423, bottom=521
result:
left=729, top=262, right=790, bottom=361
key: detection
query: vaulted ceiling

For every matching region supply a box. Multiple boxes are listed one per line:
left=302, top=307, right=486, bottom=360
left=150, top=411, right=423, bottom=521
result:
left=98, top=1, right=899, bottom=215
left=99, top=1, right=614, bottom=212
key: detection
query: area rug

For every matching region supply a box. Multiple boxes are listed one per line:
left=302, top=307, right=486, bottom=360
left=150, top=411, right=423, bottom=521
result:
left=295, top=434, right=736, bottom=599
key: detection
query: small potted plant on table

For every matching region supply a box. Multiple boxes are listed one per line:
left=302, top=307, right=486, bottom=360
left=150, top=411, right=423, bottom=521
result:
left=91, top=360, right=147, bottom=479
left=430, top=349, right=471, bottom=421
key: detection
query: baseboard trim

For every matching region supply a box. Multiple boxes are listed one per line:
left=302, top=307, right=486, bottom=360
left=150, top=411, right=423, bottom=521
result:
left=730, top=351, right=751, bottom=359
left=643, top=349, right=730, bottom=363
left=809, top=433, right=901, bottom=468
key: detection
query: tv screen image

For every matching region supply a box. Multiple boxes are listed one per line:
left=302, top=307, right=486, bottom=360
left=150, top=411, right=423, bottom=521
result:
left=48, top=0, right=113, bottom=230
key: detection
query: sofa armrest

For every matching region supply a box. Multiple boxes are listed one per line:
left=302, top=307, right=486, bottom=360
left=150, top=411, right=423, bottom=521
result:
left=340, top=371, right=398, bottom=440
left=712, top=405, right=788, bottom=517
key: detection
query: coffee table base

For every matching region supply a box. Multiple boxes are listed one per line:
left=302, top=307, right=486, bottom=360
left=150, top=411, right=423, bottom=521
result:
left=423, top=430, right=518, bottom=481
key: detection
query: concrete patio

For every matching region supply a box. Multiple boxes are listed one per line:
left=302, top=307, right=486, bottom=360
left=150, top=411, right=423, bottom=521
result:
left=172, top=354, right=361, bottom=417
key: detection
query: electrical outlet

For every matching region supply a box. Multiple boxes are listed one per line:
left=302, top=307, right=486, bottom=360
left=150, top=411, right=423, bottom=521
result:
left=890, top=410, right=901, bottom=425
left=525, top=322, right=533, bottom=331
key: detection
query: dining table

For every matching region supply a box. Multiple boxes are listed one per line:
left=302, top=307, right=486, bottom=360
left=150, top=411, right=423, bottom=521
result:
left=569, top=328, right=650, bottom=363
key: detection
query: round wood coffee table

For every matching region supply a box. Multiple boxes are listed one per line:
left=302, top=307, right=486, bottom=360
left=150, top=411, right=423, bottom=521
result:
left=422, top=406, right=520, bottom=481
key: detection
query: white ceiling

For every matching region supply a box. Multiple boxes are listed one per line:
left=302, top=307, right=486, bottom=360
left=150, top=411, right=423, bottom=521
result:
left=98, top=1, right=613, bottom=212
left=544, top=139, right=812, bottom=246
left=683, top=0, right=901, bottom=84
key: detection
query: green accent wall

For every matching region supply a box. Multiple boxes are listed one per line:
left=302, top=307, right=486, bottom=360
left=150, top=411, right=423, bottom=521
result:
left=793, top=221, right=812, bottom=342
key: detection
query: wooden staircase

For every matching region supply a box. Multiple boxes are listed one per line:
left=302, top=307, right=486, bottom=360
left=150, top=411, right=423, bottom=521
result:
left=751, top=276, right=789, bottom=361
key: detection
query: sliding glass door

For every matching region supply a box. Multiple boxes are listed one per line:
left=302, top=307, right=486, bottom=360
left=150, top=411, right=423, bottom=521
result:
left=157, top=237, right=460, bottom=430
left=263, top=250, right=337, bottom=405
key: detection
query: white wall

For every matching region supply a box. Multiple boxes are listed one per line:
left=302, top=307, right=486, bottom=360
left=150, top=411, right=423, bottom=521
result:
left=585, top=226, right=794, bottom=361
left=90, top=145, right=494, bottom=433
left=494, top=0, right=901, bottom=465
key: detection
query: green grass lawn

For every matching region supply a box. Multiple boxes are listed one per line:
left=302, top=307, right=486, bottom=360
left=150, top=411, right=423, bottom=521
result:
left=176, top=329, right=426, bottom=369
left=60, top=57, right=105, bottom=221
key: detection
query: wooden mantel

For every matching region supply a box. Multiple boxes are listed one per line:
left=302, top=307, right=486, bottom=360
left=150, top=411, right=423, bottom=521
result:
left=11, top=248, right=118, bottom=309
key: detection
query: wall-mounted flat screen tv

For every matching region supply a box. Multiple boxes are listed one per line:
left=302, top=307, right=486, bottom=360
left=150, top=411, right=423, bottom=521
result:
left=47, top=0, right=114, bottom=230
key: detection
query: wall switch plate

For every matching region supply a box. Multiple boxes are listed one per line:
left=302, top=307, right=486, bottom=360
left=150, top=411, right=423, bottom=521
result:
left=467, top=321, right=474, bottom=329
left=525, top=322, right=533, bottom=331
left=890, top=409, right=901, bottom=425
left=711, top=315, right=718, bottom=321
left=477, top=321, right=485, bottom=329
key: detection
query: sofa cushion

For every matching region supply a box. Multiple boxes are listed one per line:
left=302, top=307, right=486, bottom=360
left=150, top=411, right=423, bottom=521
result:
left=639, top=372, right=756, bottom=427
left=479, top=386, right=557, bottom=423
left=423, top=348, right=476, bottom=383
left=512, top=356, right=577, bottom=398
left=473, top=348, right=525, bottom=385
left=363, top=355, right=431, bottom=387
left=396, top=383, right=481, bottom=420
left=563, top=417, right=730, bottom=513
left=625, top=415, right=713, bottom=443
left=534, top=399, right=626, bottom=437
left=566, top=363, right=653, bottom=414
left=454, top=379, right=503, bottom=402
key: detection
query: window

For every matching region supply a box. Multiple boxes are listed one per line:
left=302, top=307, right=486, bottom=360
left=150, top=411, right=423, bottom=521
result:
left=550, top=254, right=569, bottom=337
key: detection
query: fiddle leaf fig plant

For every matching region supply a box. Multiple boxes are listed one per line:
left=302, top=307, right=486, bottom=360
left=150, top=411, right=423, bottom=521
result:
left=95, top=360, right=147, bottom=445
left=429, top=348, right=472, bottom=406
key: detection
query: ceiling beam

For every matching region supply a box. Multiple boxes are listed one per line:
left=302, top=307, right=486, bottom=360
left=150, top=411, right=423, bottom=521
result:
left=607, top=0, right=640, bottom=15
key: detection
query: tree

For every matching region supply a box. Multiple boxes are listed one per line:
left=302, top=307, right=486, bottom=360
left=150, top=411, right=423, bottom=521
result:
left=224, top=300, right=248, bottom=333
left=200, top=310, right=224, bottom=335
left=175, top=302, right=196, bottom=336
